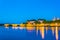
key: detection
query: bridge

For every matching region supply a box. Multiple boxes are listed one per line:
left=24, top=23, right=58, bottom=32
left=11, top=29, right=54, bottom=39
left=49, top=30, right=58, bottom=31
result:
left=0, top=23, right=59, bottom=40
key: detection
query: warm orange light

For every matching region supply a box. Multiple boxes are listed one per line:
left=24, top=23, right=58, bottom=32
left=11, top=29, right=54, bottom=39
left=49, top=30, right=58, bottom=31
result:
left=51, top=27, right=55, bottom=35
left=12, top=24, right=18, bottom=27
left=4, top=23, right=60, bottom=40
left=20, top=24, right=25, bottom=27
left=56, top=27, right=58, bottom=40
left=4, top=24, right=9, bottom=27
left=40, top=27, right=44, bottom=39
left=26, top=23, right=35, bottom=30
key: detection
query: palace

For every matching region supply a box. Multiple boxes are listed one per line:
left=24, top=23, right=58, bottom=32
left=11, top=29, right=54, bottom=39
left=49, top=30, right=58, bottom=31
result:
left=0, top=17, right=60, bottom=40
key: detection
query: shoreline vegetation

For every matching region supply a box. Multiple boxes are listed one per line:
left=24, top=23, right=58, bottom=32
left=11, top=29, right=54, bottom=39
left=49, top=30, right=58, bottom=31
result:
left=0, top=17, right=60, bottom=27
left=0, top=18, right=60, bottom=40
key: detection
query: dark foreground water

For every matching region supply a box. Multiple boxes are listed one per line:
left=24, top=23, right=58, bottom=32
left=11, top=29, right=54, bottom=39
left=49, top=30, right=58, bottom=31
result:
left=0, top=26, right=60, bottom=40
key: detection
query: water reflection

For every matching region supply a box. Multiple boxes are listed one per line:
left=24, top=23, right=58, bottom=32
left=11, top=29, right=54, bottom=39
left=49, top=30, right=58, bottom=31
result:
left=1, top=26, right=60, bottom=40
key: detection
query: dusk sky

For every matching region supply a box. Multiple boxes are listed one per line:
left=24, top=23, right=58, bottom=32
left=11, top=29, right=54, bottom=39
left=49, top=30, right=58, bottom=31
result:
left=0, top=0, right=60, bottom=23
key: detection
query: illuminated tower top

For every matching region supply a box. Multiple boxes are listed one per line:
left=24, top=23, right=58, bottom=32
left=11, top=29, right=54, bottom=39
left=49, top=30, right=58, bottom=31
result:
left=53, top=17, right=57, bottom=21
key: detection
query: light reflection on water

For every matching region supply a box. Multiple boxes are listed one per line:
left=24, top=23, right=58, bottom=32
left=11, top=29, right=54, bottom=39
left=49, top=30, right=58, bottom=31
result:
left=0, top=26, right=60, bottom=40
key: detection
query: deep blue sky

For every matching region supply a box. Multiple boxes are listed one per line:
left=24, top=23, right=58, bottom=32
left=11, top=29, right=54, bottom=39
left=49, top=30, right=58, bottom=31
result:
left=0, top=0, right=60, bottom=23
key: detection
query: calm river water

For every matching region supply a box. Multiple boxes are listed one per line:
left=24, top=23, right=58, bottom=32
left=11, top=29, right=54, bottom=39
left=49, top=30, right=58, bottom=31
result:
left=0, top=26, right=60, bottom=40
